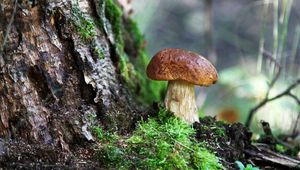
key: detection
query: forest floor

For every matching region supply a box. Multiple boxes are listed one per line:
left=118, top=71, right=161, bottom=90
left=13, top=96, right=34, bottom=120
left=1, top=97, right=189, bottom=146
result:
left=194, top=117, right=300, bottom=169
left=0, top=105, right=299, bottom=169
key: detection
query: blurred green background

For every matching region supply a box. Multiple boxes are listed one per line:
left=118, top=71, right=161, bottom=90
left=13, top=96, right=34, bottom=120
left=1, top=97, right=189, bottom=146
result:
left=129, top=0, right=300, bottom=135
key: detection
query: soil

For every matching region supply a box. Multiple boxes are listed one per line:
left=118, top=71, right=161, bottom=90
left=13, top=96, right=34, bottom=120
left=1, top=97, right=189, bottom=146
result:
left=0, top=139, right=100, bottom=169
left=193, top=117, right=252, bottom=169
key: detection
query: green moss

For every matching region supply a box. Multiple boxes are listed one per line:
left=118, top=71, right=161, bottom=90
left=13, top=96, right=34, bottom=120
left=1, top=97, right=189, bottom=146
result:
left=215, top=128, right=226, bottom=137
left=134, top=51, right=167, bottom=104
left=125, top=19, right=167, bottom=105
left=194, top=117, right=230, bottom=153
left=93, top=107, right=223, bottom=169
left=118, top=45, right=130, bottom=81
left=200, top=118, right=227, bottom=138
left=192, top=146, right=223, bottom=170
left=92, top=126, right=118, bottom=142
left=70, top=2, right=109, bottom=62
left=198, top=109, right=206, bottom=118
left=92, top=126, right=104, bottom=139
left=94, top=47, right=105, bottom=59
left=125, top=18, right=145, bottom=52
left=92, top=126, right=127, bottom=168
left=104, top=0, right=132, bottom=83
left=105, top=0, right=123, bottom=44
left=104, top=1, right=166, bottom=104
left=275, top=144, right=287, bottom=153
left=71, top=4, right=96, bottom=41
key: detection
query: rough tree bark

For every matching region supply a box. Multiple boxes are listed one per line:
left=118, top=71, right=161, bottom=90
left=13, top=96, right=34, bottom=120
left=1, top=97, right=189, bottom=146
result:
left=0, top=0, right=152, bottom=168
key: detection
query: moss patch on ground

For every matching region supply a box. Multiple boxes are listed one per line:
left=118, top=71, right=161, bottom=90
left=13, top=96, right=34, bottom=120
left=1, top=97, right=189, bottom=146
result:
left=92, top=106, right=223, bottom=169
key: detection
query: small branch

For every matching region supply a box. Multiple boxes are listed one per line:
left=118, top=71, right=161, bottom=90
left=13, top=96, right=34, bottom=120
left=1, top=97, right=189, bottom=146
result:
left=245, top=62, right=281, bottom=127
left=0, top=0, right=18, bottom=65
left=267, top=79, right=300, bottom=102
left=246, top=50, right=300, bottom=128
left=245, top=144, right=300, bottom=169
left=287, top=93, right=300, bottom=105
left=246, top=78, right=300, bottom=127
left=246, top=99, right=267, bottom=128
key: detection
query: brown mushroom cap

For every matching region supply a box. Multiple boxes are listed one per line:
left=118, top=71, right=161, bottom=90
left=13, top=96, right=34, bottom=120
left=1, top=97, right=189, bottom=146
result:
left=146, top=48, right=218, bottom=86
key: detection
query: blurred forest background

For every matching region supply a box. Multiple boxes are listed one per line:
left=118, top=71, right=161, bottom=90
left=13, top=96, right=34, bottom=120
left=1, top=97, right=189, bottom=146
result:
left=131, top=0, right=300, bottom=136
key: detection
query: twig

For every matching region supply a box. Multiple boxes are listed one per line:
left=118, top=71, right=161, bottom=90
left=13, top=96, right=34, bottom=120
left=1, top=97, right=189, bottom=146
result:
left=246, top=78, right=300, bottom=127
left=260, top=121, right=294, bottom=149
left=245, top=54, right=282, bottom=127
left=267, top=79, right=300, bottom=103
left=0, top=0, right=18, bottom=65
left=246, top=50, right=300, bottom=127
left=288, top=93, right=300, bottom=105
left=245, top=144, right=300, bottom=168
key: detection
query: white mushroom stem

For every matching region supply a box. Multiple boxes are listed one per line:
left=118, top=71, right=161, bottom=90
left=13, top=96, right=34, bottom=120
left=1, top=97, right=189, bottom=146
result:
left=164, top=80, right=199, bottom=123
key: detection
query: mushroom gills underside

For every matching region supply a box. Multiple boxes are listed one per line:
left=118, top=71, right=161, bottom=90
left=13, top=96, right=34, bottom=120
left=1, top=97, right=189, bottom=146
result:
left=164, top=80, right=199, bottom=123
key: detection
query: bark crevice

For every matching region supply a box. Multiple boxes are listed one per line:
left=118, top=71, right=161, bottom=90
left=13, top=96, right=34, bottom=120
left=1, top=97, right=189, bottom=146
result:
left=27, top=65, right=56, bottom=105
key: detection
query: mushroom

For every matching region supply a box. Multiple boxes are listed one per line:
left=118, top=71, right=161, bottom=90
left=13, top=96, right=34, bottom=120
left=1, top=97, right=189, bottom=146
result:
left=146, top=48, right=218, bottom=123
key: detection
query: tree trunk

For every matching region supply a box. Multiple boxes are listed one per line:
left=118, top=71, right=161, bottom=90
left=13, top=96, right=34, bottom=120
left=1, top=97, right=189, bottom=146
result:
left=0, top=0, right=152, bottom=161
